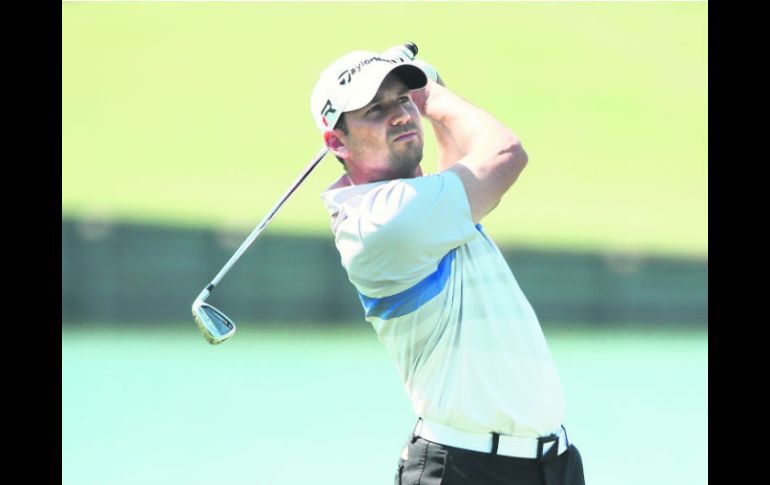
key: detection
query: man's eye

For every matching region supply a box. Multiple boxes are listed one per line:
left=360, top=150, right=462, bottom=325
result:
left=367, top=105, right=381, bottom=114
left=399, top=96, right=410, bottom=103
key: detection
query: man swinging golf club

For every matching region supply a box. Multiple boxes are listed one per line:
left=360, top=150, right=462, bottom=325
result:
left=312, top=44, right=586, bottom=485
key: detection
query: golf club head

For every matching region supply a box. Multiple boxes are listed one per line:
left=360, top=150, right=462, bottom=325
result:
left=192, top=300, right=236, bottom=345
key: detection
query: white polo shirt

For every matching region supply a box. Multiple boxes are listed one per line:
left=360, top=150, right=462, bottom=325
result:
left=321, top=170, right=565, bottom=438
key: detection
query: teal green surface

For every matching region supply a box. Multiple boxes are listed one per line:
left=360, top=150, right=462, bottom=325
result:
left=62, top=325, right=708, bottom=485
left=62, top=2, right=707, bottom=257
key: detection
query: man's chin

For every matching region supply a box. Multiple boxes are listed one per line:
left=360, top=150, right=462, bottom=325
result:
left=395, top=158, right=423, bottom=179
left=398, top=145, right=423, bottom=165
left=404, top=156, right=423, bottom=174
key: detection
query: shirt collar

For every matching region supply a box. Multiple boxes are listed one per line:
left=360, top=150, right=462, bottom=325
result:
left=320, top=174, right=386, bottom=217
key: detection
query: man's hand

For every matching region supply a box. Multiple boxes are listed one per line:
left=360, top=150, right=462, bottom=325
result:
left=410, top=83, right=430, bottom=114
left=409, top=60, right=444, bottom=115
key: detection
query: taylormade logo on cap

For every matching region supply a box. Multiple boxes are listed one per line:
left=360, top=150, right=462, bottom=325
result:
left=310, top=50, right=428, bottom=133
left=337, top=55, right=398, bottom=85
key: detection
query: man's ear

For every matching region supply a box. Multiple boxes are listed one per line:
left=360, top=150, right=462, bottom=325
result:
left=324, top=130, right=348, bottom=159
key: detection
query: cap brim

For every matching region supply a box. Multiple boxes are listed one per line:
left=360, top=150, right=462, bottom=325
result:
left=343, top=63, right=428, bottom=113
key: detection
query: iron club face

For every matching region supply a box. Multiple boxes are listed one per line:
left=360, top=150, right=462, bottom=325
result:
left=192, top=300, right=236, bottom=345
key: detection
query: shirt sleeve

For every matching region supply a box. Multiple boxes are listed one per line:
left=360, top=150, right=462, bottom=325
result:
left=337, top=170, right=478, bottom=298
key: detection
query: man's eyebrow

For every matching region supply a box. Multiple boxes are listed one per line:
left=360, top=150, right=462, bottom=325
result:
left=368, top=87, right=411, bottom=106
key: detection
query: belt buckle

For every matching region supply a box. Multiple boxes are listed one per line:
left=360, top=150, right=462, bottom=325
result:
left=536, top=433, right=559, bottom=462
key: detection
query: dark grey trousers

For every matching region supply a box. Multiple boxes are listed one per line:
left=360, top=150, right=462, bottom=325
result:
left=395, top=436, right=585, bottom=485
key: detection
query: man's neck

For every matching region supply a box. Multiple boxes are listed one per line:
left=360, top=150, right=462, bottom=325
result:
left=328, top=174, right=353, bottom=190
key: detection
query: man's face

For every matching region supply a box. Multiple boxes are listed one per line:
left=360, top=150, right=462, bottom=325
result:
left=336, top=72, right=424, bottom=182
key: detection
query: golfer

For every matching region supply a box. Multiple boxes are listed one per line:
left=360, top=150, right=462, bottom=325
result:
left=312, top=45, right=586, bottom=485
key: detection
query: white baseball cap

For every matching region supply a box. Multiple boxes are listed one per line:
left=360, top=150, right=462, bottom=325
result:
left=310, top=50, right=428, bottom=133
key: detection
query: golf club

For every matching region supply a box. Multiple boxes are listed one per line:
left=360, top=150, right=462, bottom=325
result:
left=192, top=145, right=329, bottom=344
left=192, top=42, right=419, bottom=344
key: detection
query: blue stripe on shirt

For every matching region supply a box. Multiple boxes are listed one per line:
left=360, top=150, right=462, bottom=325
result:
left=358, top=249, right=456, bottom=320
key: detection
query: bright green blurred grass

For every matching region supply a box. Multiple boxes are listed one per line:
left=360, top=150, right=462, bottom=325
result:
left=62, top=2, right=707, bottom=257
left=62, top=323, right=707, bottom=485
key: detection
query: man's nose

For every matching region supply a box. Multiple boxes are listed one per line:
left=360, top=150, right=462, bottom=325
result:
left=390, top=103, right=412, bottom=126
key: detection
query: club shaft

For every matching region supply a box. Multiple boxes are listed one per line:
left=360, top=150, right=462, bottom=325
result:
left=200, top=146, right=329, bottom=300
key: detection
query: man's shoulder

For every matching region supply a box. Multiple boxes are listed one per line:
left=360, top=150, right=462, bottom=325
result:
left=322, top=171, right=471, bottom=250
left=354, top=173, right=462, bottom=224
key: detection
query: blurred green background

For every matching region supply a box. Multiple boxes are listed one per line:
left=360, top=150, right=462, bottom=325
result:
left=62, top=0, right=706, bottom=256
left=62, top=2, right=707, bottom=485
